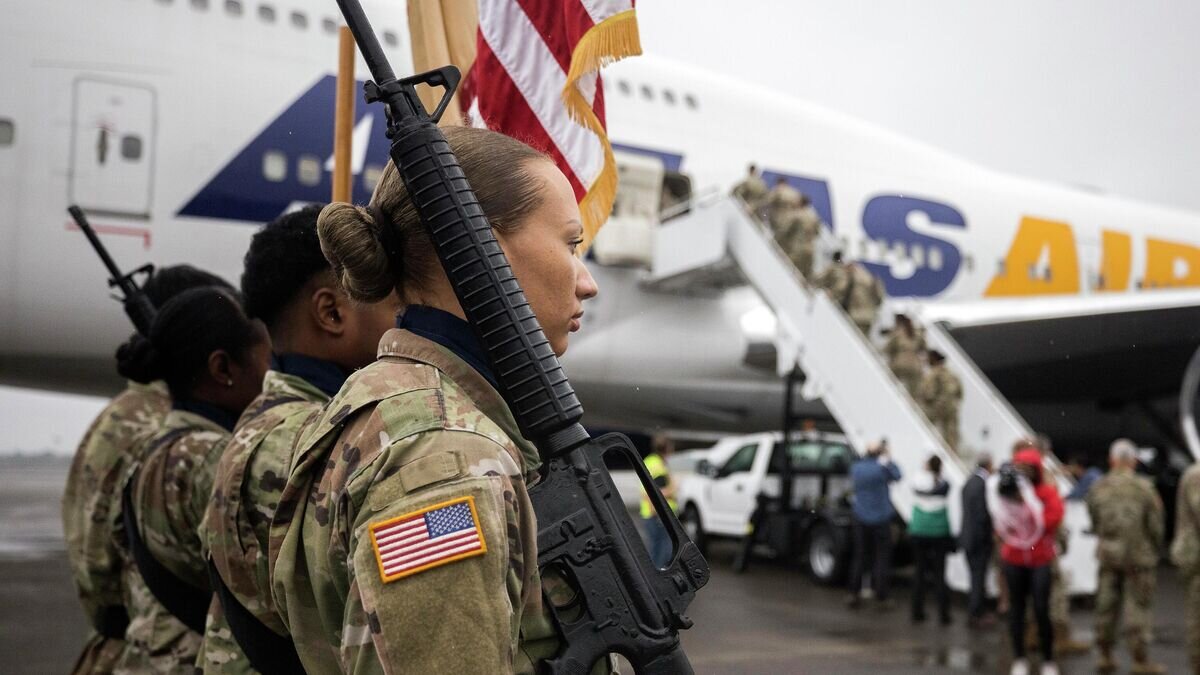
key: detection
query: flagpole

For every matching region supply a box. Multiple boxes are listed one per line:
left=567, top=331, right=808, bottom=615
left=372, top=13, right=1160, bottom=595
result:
left=332, top=26, right=356, bottom=203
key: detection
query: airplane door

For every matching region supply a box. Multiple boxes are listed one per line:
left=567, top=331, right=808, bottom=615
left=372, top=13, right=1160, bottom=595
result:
left=69, top=78, right=156, bottom=219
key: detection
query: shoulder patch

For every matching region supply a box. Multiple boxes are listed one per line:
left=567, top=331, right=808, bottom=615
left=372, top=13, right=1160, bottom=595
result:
left=369, top=496, right=487, bottom=583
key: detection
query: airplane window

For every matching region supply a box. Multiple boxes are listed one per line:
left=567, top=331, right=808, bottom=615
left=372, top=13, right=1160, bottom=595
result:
left=662, top=89, right=677, bottom=105
left=120, top=135, right=143, bottom=161
left=262, top=150, right=287, bottom=182
left=617, top=80, right=631, bottom=96
left=297, top=155, right=321, bottom=186
left=290, top=11, right=307, bottom=29
left=322, top=17, right=338, bottom=34
left=383, top=31, right=400, bottom=47
left=684, top=93, right=699, bottom=109
left=910, top=243, right=925, bottom=267
left=363, top=164, right=384, bottom=192
left=224, top=0, right=243, bottom=16
left=0, top=119, right=13, bottom=147
left=190, top=0, right=209, bottom=9
left=640, top=84, right=654, bottom=101
left=258, top=4, right=276, bottom=23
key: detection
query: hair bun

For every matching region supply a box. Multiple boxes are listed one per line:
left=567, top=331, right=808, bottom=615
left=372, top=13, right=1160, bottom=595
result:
left=115, top=333, right=161, bottom=384
left=317, top=202, right=398, bottom=303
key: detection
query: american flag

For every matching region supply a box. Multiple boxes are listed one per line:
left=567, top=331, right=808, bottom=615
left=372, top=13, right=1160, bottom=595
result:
left=370, top=498, right=487, bottom=582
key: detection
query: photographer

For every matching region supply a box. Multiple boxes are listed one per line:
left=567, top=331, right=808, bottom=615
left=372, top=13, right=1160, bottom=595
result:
left=987, top=443, right=1064, bottom=675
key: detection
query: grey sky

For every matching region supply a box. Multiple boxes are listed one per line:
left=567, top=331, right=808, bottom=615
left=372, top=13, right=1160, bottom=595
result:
left=637, top=0, right=1200, bottom=211
left=3, top=1, right=1198, bottom=454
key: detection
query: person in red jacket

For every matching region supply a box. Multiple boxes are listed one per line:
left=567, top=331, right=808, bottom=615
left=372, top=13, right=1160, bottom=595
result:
left=987, top=445, right=1064, bottom=675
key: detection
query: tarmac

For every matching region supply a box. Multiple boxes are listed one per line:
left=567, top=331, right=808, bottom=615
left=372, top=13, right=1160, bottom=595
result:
left=1, top=454, right=1194, bottom=674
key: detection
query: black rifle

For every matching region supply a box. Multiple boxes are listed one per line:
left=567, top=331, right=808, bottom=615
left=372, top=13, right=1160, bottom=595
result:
left=69, top=206, right=157, bottom=335
left=332, top=2, right=709, bottom=673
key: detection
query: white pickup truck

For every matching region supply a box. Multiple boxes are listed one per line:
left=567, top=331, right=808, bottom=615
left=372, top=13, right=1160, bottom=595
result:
left=676, top=431, right=862, bottom=584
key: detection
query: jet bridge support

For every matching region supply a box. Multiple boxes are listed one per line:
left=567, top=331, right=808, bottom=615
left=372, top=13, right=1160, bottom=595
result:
left=647, top=196, right=1097, bottom=594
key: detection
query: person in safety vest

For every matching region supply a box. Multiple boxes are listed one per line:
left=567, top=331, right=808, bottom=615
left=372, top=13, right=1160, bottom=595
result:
left=640, top=435, right=678, bottom=568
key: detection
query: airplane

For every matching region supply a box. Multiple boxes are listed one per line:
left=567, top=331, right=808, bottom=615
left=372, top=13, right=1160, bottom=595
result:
left=3, top=0, right=1200, bottom=468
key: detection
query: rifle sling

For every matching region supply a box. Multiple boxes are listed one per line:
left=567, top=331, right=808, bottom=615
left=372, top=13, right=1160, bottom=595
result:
left=207, top=561, right=305, bottom=675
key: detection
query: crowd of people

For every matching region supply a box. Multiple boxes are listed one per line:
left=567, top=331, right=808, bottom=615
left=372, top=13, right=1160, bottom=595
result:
left=60, top=126, right=603, bottom=674
left=843, top=436, right=1179, bottom=675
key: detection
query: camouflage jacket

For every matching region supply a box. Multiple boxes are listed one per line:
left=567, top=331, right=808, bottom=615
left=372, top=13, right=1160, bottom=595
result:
left=116, top=409, right=230, bottom=674
left=884, top=329, right=926, bottom=377
left=1087, top=467, right=1163, bottom=569
left=731, top=175, right=768, bottom=210
left=270, top=329, right=560, bottom=674
left=764, top=183, right=802, bottom=225
left=917, top=365, right=963, bottom=415
left=1172, top=463, right=1200, bottom=573
left=198, top=370, right=328, bottom=673
left=63, top=380, right=170, bottom=636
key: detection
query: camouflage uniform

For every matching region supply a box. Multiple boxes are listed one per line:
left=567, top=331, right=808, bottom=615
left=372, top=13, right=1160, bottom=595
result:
left=883, top=329, right=925, bottom=395
left=764, top=182, right=802, bottom=234
left=114, top=409, right=231, bottom=674
left=63, top=380, right=171, bottom=674
left=731, top=173, right=768, bottom=213
left=1088, top=466, right=1164, bottom=665
left=787, top=205, right=824, bottom=279
left=198, top=370, right=329, bottom=673
left=1172, top=464, right=1200, bottom=673
left=816, top=263, right=884, bottom=334
left=917, top=364, right=963, bottom=453
left=270, top=329, right=562, bottom=673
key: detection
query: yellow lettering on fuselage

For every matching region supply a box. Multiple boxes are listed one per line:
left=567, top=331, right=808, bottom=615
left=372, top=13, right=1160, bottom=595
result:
left=1144, top=238, right=1200, bottom=288
left=985, top=216, right=1080, bottom=296
left=1098, top=230, right=1131, bottom=292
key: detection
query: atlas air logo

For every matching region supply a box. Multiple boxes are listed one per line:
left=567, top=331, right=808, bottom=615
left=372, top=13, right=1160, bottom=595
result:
left=178, top=75, right=389, bottom=222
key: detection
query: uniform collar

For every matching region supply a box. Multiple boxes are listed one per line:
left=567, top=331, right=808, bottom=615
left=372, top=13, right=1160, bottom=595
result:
left=172, top=398, right=239, bottom=432
left=397, top=306, right=498, bottom=389
left=270, top=353, right=349, bottom=398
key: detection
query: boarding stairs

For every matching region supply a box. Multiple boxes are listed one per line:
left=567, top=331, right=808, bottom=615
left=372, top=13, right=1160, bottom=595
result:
left=647, top=196, right=1097, bottom=594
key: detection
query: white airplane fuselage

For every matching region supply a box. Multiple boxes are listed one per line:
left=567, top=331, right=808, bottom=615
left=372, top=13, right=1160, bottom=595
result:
left=3, top=0, right=1199, bottom=457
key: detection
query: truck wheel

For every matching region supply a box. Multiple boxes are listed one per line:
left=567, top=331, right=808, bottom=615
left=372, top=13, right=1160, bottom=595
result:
left=680, top=504, right=708, bottom=556
left=807, top=521, right=847, bottom=585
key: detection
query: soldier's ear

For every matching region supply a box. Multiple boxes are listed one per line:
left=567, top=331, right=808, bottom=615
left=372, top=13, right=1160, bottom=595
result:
left=208, top=349, right=234, bottom=387
left=311, top=286, right=347, bottom=337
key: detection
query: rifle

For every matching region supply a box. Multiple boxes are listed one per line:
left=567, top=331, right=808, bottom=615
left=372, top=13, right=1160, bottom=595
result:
left=331, top=2, right=709, bottom=673
left=68, top=205, right=157, bottom=335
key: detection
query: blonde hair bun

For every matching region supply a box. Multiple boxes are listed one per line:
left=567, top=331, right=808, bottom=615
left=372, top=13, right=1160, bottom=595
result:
left=317, top=202, right=397, bottom=303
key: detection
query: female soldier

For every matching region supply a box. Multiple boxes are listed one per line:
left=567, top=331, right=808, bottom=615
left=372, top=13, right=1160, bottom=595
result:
left=270, top=125, right=599, bottom=674
left=113, top=286, right=271, bottom=674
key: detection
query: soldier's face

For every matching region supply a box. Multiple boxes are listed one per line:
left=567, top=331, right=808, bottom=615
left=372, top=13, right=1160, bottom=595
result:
left=498, top=160, right=599, bottom=357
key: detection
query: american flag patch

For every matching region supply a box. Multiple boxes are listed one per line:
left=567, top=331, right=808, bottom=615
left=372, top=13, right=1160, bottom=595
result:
left=369, top=496, right=487, bottom=583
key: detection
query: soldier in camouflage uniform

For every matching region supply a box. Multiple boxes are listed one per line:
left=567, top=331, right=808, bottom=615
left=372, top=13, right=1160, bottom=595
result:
left=1087, top=439, right=1165, bottom=674
left=786, top=197, right=824, bottom=280
left=113, top=286, right=271, bottom=674
left=269, top=127, right=601, bottom=673
left=815, top=252, right=885, bottom=334
left=731, top=163, right=769, bottom=214
left=198, top=206, right=398, bottom=673
left=62, top=265, right=231, bottom=674
left=883, top=313, right=925, bottom=395
left=764, top=177, right=802, bottom=234
left=1172, top=460, right=1200, bottom=674
left=917, top=350, right=963, bottom=453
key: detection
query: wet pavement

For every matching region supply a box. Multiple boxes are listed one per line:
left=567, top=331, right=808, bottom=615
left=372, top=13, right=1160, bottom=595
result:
left=1, top=454, right=1192, bottom=674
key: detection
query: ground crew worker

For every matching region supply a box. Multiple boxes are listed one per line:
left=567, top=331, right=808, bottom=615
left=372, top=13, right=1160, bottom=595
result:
left=62, top=265, right=231, bottom=675
left=883, top=313, right=925, bottom=395
left=112, top=287, right=270, bottom=673
left=1088, top=439, right=1165, bottom=673
left=764, top=176, right=802, bottom=233
left=1171, top=459, right=1200, bottom=674
left=197, top=206, right=399, bottom=672
left=640, top=435, right=678, bottom=568
left=731, top=163, right=768, bottom=214
left=269, top=126, right=601, bottom=673
left=918, top=350, right=962, bottom=453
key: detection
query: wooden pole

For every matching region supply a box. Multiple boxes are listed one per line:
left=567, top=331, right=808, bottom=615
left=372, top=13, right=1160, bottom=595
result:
left=332, top=26, right=356, bottom=203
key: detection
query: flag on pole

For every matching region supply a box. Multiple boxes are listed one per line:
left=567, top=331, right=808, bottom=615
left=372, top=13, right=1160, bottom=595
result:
left=460, top=0, right=641, bottom=250
left=407, top=0, right=478, bottom=127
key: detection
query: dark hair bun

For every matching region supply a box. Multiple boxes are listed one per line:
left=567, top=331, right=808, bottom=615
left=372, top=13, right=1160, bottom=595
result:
left=115, top=333, right=161, bottom=384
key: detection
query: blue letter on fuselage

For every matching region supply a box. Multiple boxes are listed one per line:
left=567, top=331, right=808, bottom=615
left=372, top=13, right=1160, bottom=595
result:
left=860, top=195, right=964, bottom=298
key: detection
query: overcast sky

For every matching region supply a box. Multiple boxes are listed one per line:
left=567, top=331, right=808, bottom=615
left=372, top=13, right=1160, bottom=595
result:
left=3, top=1, right=1198, bottom=454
